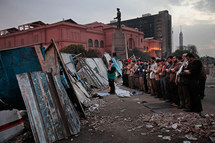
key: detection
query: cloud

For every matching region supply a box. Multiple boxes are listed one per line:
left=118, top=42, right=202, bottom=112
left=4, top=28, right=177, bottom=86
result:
left=194, top=0, right=215, bottom=13
left=198, top=44, right=215, bottom=57
left=168, top=0, right=215, bottom=26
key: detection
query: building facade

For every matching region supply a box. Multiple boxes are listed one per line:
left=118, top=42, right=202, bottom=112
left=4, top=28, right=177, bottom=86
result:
left=0, top=19, right=161, bottom=58
left=111, top=10, right=172, bottom=58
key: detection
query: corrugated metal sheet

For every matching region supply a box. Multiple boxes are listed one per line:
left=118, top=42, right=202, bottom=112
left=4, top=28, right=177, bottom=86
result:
left=16, top=72, right=80, bottom=143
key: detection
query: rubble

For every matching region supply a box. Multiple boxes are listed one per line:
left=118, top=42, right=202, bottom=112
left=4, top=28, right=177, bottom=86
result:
left=139, top=112, right=215, bottom=140
left=209, top=133, right=215, bottom=143
left=162, top=136, right=171, bottom=140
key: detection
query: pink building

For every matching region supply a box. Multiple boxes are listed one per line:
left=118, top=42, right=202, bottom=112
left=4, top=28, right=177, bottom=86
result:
left=0, top=19, right=161, bottom=57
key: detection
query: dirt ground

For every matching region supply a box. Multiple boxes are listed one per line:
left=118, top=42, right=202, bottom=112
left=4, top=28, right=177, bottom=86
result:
left=59, top=84, right=211, bottom=143
left=9, top=84, right=213, bottom=143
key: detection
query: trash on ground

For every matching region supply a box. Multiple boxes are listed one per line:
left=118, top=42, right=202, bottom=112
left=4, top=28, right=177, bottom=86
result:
left=115, top=86, right=131, bottom=98
left=185, top=134, right=198, bottom=140
left=139, top=112, right=215, bottom=140
left=183, top=141, right=191, bottom=143
left=132, top=91, right=143, bottom=95
left=162, top=136, right=171, bottom=140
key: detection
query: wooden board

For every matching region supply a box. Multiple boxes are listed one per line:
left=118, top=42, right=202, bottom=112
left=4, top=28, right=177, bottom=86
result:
left=16, top=71, right=81, bottom=142
left=52, top=75, right=80, bottom=135
left=16, top=73, right=48, bottom=143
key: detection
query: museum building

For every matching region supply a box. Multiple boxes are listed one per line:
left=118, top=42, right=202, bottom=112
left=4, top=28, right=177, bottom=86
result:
left=0, top=19, right=161, bottom=57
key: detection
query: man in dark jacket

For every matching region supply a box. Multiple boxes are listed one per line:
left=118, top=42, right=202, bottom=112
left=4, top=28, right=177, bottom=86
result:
left=184, top=53, right=203, bottom=113
left=107, top=60, right=116, bottom=94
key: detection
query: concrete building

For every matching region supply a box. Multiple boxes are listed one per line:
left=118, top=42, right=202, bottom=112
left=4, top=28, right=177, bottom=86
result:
left=0, top=19, right=161, bottom=58
left=111, top=10, right=172, bottom=58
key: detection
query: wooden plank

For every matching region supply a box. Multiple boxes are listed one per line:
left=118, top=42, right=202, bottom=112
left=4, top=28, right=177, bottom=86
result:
left=72, top=83, right=88, bottom=103
left=34, top=45, right=47, bottom=72
left=16, top=73, right=48, bottom=143
left=30, top=72, right=56, bottom=142
left=45, top=46, right=60, bottom=78
left=51, top=39, right=85, bottom=118
left=0, top=42, right=43, bottom=51
left=52, top=75, right=80, bottom=135
left=46, top=73, right=71, bottom=138
left=40, top=73, right=65, bottom=140
left=76, top=81, right=90, bottom=98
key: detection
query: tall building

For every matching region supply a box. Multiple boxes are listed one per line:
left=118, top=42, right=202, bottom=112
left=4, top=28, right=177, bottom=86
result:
left=111, top=10, right=172, bottom=58
left=179, top=26, right=183, bottom=50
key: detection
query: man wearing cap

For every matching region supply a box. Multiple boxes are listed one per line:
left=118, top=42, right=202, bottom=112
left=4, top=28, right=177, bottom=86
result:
left=107, top=60, right=116, bottom=94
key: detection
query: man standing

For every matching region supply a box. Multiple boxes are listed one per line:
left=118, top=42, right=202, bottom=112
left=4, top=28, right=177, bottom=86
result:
left=150, top=57, right=158, bottom=96
left=107, top=60, right=116, bottom=94
left=184, top=53, right=203, bottom=113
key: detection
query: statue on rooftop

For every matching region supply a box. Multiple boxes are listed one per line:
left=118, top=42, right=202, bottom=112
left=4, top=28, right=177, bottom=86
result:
left=114, top=8, right=121, bottom=29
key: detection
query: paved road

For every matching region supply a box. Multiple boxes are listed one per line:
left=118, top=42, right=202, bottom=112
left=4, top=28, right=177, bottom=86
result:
left=202, top=76, right=215, bottom=114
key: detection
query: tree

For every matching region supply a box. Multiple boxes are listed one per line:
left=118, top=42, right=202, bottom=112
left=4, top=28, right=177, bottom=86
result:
left=184, top=44, right=198, bottom=55
left=128, top=48, right=151, bottom=61
left=105, top=50, right=112, bottom=56
left=86, top=49, right=102, bottom=58
left=172, top=49, right=190, bottom=57
left=172, top=44, right=199, bottom=58
left=60, top=44, right=86, bottom=56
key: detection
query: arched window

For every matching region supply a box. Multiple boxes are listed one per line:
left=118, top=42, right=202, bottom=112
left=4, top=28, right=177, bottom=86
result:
left=88, top=39, right=93, bottom=47
left=94, top=40, right=99, bottom=48
left=129, top=38, right=132, bottom=49
left=144, top=46, right=145, bottom=51
left=100, top=40, right=104, bottom=48
left=146, top=47, right=148, bottom=51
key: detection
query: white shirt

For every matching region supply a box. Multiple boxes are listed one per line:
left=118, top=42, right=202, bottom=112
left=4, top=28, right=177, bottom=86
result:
left=150, top=62, right=157, bottom=79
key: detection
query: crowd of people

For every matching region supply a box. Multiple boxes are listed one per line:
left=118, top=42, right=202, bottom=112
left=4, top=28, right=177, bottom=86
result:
left=121, top=53, right=207, bottom=114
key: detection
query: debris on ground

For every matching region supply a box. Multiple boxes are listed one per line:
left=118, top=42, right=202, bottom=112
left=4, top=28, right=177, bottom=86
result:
left=209, top=133, right=215, bottom=143
left=115, top=86, right=131, bottom=98
left=139, top=112, right=215, bottom=140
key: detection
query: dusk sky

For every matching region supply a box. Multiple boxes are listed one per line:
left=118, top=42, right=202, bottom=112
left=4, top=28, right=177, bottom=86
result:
left=0, top=0, right=214, bottom=57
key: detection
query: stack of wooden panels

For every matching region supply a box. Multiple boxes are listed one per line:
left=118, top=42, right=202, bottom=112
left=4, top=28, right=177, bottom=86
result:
left=16, top=72, right=80, bottom=143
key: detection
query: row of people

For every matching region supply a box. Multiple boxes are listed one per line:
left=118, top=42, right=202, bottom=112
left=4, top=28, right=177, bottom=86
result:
left=121, top=53, right=206, bottom=113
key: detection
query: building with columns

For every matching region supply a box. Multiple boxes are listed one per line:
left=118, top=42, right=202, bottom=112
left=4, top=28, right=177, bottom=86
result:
left=0, top=19, right=161, bottom=58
